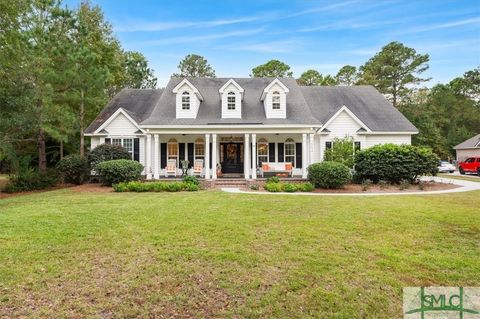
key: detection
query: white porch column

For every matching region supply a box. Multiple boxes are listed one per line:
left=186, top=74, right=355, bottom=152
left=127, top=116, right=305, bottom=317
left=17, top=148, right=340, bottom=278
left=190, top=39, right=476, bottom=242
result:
left=302, top=133, right=307, bottom=178
left=212, top=134, right=217, bottom=179
left=244, top=134, right=250, bottom=179
left=205, top=134, right=210, bottom=179
left=309, top=133, right=315, bottom=166
left=153, top=134, right=160, bottom=179
left=251, top=133, right=257, bottom=179
left=146, top=134, right=152, bottom=179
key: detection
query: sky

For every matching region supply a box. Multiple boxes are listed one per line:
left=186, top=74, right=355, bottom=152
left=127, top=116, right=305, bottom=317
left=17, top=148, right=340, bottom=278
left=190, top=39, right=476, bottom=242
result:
left=64, top=0, right=480, bottom=87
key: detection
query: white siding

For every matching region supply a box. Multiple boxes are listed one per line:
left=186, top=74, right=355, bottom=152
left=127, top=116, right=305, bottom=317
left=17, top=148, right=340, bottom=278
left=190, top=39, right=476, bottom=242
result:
left=325, top=110, right=361, bottom=138
left=365, top=135, right=411, bottom=147
left=104, top=113, right=138, bottom=135
left=221, top=83, right=242, bottom=119
left=175, top=84, right=200, bottom=119
left=91, top=137, right=100, bottom=149
left=263, top=83, right=287, bottom=119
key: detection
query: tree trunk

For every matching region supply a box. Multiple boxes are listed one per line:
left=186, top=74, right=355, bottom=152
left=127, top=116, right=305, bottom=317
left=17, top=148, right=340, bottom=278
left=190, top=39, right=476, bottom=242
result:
left=60, top=140, right=64, bottom=160
left=80, top=88, right=85, bottom=156
left=38, top=128, right=47, bottom=171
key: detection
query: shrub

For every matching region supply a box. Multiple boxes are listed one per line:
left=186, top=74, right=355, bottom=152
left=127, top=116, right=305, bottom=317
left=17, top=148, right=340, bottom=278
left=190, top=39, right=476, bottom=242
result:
left=113, top=181, right=199, bottom=192
left=266, top=176, right=280, bottom=184
left=324, top=136, right=355, bottom=168
left=354, top=144, right=439, bottom=184
left=264, top=182, right=283, bottom=192
left=96, top=159, right=143, bottom=186
left=183, top=182, right=200, bottom=191
left=299, top=182, right=315, bottom=192
left=307, top=162, right=351, bottom=189
left=250, top=184, right=259, bottom=191
left=56, top=154, right=90, bottom=184
left=88, top=144, right=131, bottom=169
left=164, top=182, right=184, bottom=192
left=4, top=168, right=59, bottom=193
left=283, top=183, right=297, bottom=192
left=183, top=175, right=199, bottom=185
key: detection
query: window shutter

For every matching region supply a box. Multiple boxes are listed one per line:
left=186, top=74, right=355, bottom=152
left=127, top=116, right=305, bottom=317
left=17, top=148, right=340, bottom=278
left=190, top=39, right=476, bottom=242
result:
left=105, top=138, right=111, bottom=144
left=209, top=143, right=213, bottom=168
left=179, top=143, right=186, bottom=166
left=296, top=143, right=302, bottom=168
left=160, top=143, right=167, bottom=169
left=133, top=138, right=140, bottom=161
left=268, top=143, right=275, bottom=162
left=187, top=143, right=194, bottom=168
left=277, top=143, right=284, bottom=162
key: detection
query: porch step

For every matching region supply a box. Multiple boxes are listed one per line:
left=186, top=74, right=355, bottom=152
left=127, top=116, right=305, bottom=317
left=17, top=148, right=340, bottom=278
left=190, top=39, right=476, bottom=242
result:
left=212, top=179, right=247, bottom=188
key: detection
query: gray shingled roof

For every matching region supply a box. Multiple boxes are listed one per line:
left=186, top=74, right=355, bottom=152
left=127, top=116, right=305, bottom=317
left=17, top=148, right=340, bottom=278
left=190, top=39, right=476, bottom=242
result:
left=85, top=88, right=163, bottom=133
left=141, top=77, right=319, bottom=126
left=454, top=133, right=480, bottom=149
left=86, top=78, right=418, bottom=133
left=301, top=86, right=418, bottom=132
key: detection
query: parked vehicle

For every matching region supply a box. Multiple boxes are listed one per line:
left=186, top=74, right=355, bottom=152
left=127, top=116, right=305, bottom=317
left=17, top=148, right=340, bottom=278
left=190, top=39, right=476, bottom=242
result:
left=458, top=157, right=480, bottom=175
left=437, top=161, right=456, bottom=173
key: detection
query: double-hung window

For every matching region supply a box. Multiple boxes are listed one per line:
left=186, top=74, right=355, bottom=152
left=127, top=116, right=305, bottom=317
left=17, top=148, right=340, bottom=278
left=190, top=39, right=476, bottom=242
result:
left=285, top=138, right=296, bottom=166
left=257, top=138, right=268, bottom=165
left=167, top=138, right=179, bottom=164
left=111, top=138, right=133, bottom=159
left=181, top=91, right=190, bottom=110
left=194, top=138, right=205, bottom=161
left=227, top=92, right=236, bottom=110
left=272, top=91, right=281, bottom=110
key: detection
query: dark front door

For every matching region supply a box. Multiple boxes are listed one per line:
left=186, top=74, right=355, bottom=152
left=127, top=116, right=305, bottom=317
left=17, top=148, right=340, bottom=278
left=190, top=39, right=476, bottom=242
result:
left=220, top=143, right=244, bottom=174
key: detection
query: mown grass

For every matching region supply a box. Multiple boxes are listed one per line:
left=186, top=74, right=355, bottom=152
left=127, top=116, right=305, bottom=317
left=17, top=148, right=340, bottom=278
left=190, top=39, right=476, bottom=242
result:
left=438, top=173, right=480, bottom=182
left=0, top=189, right=479, bottom=318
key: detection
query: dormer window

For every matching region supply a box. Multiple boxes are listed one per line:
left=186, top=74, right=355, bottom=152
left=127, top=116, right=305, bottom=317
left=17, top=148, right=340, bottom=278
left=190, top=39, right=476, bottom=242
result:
left=181, top=91, right=190, bottom=110
left=227, top=92, right=236, bottom=110
left=272, top=91, right=281, bottom=110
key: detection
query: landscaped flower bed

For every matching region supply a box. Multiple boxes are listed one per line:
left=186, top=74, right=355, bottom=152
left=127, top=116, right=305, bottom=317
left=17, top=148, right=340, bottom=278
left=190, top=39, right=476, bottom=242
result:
left=113, top=180, right=200, bottom=192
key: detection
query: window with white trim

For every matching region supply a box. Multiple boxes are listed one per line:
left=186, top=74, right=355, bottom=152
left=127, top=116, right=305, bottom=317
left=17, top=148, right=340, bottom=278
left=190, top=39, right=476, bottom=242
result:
left=285, top=138, right=295, bottom=166
left=272, top=91, right=281, bottom=110
left=167, top=138, right=179, bottom=163
left=227, top=92, right=236, bottom=110
left=257, top=138, right=268, bottom=165
left=181, top=91, right=190, bottom=110
left=111, top=138, right=133, bottom=159
left=194, top=138, right=205, bottom=161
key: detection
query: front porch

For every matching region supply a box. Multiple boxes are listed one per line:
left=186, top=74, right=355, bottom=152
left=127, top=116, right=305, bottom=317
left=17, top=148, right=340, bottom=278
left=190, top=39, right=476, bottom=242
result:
left=142, top=132, right=317, bottom=180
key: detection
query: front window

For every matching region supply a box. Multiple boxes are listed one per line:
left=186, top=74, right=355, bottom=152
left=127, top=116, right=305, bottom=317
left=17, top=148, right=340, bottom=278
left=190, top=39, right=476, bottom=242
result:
left=257, top=138, right=268, bottom=165
left=181, top=91, right=190, bottom=110
left=272, top=91, right=281, bottom=110
left=194, top=138, right=205, bottom=161
left=354, top=141, right=361, bottom=152
left=168, top=138, right=179, bottom=164
left=111, top=138, right=133, bottom=159
left=227, top=92, right=236, bottom=110
left=285, top=138, right=295, bottom=166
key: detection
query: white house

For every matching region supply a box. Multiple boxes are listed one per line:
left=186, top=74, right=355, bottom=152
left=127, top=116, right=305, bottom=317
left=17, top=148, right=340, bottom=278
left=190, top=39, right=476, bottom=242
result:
left=85, top=77, right=418, bottom=180
left=454, top=133, right=480, bottom=162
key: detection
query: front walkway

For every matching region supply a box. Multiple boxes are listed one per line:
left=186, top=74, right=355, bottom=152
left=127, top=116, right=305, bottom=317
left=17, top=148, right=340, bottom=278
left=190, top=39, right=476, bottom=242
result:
left=221, top=176, right=480, bottom=196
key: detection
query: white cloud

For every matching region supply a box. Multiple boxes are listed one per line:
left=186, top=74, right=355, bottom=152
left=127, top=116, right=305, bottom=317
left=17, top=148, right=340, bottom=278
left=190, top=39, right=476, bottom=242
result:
left=220, top=40, right=301, bottom=53
left=400, top=17, right=480, bottom=33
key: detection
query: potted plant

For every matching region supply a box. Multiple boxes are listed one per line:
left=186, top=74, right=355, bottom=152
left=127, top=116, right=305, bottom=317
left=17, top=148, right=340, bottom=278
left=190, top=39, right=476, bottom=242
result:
left=181, top=160, right=190, bottom=177
left=216, top=163, right=222, bottom=177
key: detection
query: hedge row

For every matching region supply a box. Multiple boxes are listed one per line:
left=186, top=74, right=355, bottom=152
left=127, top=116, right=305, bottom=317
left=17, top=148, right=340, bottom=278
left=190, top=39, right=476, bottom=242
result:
left=113, top=181, right=200, bottom=192
left=263, top=180, right=315, bottom=193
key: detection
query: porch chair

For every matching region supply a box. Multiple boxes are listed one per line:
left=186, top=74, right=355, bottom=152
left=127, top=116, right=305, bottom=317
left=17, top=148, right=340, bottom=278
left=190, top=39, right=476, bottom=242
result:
left=165, top=159, right=177, bottom=177
left=192, top=159, right=204, bottom=177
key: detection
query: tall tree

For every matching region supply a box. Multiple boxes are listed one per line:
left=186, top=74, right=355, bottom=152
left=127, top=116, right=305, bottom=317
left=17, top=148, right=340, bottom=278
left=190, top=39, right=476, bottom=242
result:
left=320, top=74, right=338, bottom=86
left=336, top=65, right=358, bottom=86
left=251, top=59, right=293, bottom=77
left=122, top=51, right=157, bottom=89
left=173, top=54, right=215, bottom=77
left=359, top=41, right=430, bottom=107
left=297, top=70, right=322, bottom=86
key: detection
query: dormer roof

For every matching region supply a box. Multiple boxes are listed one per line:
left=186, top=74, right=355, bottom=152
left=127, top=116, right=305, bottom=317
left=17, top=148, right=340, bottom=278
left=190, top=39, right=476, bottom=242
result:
left=219, top=79, right=245, bottom=100
left=172, top=78, right=204, bottom=101
left=261, top=78, right=290, bottom=101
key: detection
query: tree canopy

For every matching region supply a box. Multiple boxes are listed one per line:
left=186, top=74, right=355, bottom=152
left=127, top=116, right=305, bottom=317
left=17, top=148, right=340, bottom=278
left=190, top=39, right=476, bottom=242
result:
left=336, top=65, right=358, bottom=86
left=251, top=60, right=293, bottom=77
left=173, top=54, right=216, bottom=77
left=358, top=41, right=430, bottom=107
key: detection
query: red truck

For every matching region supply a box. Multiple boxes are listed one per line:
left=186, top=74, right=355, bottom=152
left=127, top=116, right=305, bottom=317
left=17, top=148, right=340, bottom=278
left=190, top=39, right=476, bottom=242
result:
left=458, top=156, right=480, bottom=175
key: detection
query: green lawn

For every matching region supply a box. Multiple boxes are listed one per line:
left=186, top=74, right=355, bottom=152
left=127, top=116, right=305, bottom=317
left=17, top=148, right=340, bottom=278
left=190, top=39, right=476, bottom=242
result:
left=438, top=173, right=480, bottom=182
left=1, top=189, right=479, bottom=318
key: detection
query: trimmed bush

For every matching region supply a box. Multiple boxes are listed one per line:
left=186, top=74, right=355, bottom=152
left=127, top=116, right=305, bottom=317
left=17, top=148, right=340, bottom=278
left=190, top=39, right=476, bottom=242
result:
left=354, top=144, right=439, bottom=183
left=298, top=182, right=315, bottom=192
left=263, top=181, right=315, bottom=193
left=112, top=181, right=199, bottom=192
left=264, top=182, right=283, bottom=192
left=96, top=159, right=143, bottom=186
left=266, top=176, right=280, bottom=184
left=88, top=144, right=131, bottom=169
left=4, top=168, right=59, bottom=193
left=56, top=154, right=90, bottom=184
left=182, top=175, right=199, bottom=185
left=307, top=162, right=351, bottom=189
